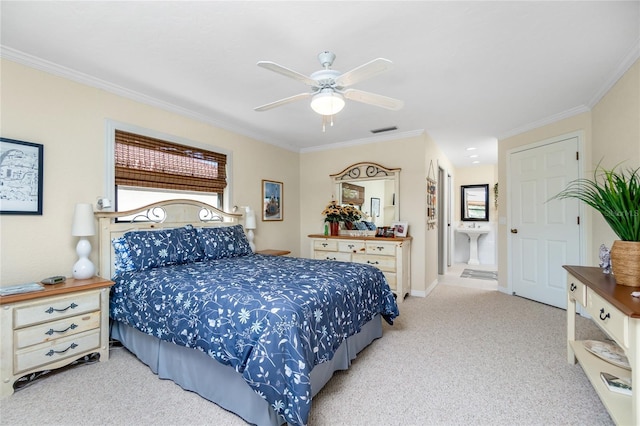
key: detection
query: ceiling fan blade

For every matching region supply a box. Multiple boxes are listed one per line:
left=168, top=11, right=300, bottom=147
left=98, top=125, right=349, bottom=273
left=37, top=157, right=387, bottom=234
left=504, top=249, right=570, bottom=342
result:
left=257, top=61, right=318, bottom=87
left=342, top=89, right=404, bottom=111
left=254, top=92, right=312, bottom=111
left=334, top=58, right=393, bottom=88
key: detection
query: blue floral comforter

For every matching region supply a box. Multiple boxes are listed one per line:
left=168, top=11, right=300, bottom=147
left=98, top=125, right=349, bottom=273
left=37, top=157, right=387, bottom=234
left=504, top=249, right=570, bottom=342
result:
left=110, top=254, right=399, bottom=426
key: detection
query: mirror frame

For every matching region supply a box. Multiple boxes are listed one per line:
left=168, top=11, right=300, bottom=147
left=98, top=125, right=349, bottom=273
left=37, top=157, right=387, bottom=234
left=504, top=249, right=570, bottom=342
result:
left=331, top=162, right=401, bottom=223
left=461, top=184, right=489, bottom=222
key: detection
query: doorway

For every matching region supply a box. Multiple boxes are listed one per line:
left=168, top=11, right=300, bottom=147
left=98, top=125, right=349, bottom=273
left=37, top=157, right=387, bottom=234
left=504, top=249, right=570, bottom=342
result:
left=508, top=134, right=582, bottom=309
left=438, top=166, right=451, bottom=275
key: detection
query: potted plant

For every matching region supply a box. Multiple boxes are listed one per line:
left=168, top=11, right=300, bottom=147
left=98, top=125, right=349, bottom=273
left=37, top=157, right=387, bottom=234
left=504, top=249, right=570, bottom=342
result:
left=551, top=164, right=640, bottom=286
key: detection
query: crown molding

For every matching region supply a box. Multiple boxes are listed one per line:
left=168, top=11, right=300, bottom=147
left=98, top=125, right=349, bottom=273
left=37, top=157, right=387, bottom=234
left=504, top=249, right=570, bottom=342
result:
left=587, top=37, right=640, bottom=108
left=0, top=45, right=303, bottom=152
left=300, top=129, right=426, bottom=153
left=498, top=105, right=590, bottom=141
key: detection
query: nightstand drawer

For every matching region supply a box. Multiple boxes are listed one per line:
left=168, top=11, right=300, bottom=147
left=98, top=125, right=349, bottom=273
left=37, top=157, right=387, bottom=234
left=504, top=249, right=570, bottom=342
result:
left=314, top=251, right=352, bottom=262
left=338, top=241, right=365, bottom=253
left=14, top=311, right=101, bottom=349
left=313, top=240, right=338, bottom=251
left=15, top=329, right=100, bottom=374
left=567, top=274, right=586, bottom=306
left=352, top=254, right=396, bottom=272
left=365, top=242, right=397, bottom=256
left=14, top=291, right=100, bottom=328
left=586, top=290, right=628, bottom=348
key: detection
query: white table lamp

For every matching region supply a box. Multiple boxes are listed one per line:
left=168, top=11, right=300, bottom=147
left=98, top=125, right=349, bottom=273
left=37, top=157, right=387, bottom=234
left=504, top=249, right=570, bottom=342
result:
left=71, top=203, right=96, bottom=279
left=244, top=207, right=257, bottom=252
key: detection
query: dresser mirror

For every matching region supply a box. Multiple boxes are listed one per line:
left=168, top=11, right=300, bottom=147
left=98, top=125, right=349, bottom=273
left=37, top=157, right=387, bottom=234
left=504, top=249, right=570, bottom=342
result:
left=331, top=162, right=400, bottom=227
left=461, top=184, right=489, bottom=221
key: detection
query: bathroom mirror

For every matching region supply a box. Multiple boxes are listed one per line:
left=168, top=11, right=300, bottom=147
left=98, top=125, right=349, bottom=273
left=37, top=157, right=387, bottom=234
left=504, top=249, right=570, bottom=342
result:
left=461, top=184, right=489, bottom=221
left=331, top=162, right=400, bottom=227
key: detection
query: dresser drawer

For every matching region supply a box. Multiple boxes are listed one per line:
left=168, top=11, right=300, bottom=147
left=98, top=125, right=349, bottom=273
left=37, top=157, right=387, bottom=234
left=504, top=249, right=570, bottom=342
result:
left=313, top=240, right=338, bottom=251
left=567, top=274, right=586, bottom=306
left=338, top=241, right=366, bottom=253
left=14, top=311, right=101, bottom=349
left=383, top=272, right=397, bottom=291
left=586, top=290, right=628, bottom=348
left=13, top=291, right=100, bottom=328
left=365, top=242, right=397, bottom=256
left=15, top=329, right=101, bottom=374
left=314, top=251, right=352, bottom=262
left=352, top=253, right=396, bottom=272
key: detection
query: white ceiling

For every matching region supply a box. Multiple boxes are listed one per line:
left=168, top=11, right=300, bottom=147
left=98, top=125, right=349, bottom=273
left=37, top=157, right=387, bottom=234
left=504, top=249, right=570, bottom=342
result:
left=1, top=1, right=638, bottom=167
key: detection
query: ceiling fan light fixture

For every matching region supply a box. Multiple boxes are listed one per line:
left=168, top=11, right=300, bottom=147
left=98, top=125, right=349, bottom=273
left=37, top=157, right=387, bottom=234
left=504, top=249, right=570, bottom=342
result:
left=310, top=89, right=345, bottom=116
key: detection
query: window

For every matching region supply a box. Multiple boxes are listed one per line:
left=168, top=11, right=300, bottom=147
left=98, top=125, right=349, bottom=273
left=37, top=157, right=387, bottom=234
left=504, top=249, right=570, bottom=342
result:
left=114, top=129, right=227, bottom=211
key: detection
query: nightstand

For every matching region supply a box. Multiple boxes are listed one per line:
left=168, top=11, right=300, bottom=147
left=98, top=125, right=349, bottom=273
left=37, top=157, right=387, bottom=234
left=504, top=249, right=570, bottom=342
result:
left=256, top=249, right=291, bottom=256
left=0, top=276, right=114, bottom=397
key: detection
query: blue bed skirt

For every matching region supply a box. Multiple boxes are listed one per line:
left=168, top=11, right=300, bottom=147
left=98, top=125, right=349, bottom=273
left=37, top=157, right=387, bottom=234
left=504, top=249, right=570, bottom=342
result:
left=111, top=314, right=383, bottom=425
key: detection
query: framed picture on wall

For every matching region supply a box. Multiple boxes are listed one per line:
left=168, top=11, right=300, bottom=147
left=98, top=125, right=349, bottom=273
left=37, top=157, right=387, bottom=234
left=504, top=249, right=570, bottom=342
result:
left=262, top=179, right=283, bottom=221
left=0, top=137, right=44, bottom=215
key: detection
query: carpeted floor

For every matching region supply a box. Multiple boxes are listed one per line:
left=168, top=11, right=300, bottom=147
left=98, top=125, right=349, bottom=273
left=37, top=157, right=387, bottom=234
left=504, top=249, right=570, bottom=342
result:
left=1, top=281, right=613, bottom=425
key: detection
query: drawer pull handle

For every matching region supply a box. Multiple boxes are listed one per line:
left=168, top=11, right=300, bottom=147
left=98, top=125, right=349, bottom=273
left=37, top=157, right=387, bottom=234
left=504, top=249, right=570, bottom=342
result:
left=45, top=323, right=78, bottom=335
left=45, top=343, right=78, bottom=357
left=45, top=303, right=78, bottom=314
left=321, top=243, right=328, bottom=247
left=570, top=283, right=576, bottom=292
left=367, top=261, right=380, bottom=265
left=376, top=247, right=384, bottom=251
left=599, top=308, right=610, bottom=321
left=348, top=244, right=355, bottom=249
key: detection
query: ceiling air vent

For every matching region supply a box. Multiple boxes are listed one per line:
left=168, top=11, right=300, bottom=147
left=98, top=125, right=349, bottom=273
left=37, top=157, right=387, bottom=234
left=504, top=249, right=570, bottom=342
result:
left=370, top=126, right=398, bottom=134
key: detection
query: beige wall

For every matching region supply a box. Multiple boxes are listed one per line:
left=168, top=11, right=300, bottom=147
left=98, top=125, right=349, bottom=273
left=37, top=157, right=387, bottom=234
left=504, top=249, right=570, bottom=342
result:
left=299, top=133, right=455, bottom=295
left=0, top=59, right=301, bottom=285
left=453, top=164, right=498, bottom=223
left=497, top=59, right=640, bottom=290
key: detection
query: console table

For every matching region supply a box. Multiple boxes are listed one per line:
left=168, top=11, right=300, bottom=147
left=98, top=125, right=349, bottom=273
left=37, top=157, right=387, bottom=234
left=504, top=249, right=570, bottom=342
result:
left=565, top=265, right=640, bottom=425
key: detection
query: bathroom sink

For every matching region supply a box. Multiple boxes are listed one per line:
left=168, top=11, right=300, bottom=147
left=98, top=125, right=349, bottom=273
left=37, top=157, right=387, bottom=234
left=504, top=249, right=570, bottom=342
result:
left=456, top=227, right=489, bottom=265
left=456, top=227, right=489, bottom=237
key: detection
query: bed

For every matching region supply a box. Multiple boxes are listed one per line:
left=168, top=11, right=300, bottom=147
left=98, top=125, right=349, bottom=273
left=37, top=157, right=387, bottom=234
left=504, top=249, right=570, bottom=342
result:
left=95, top=200, right=399, bottom=426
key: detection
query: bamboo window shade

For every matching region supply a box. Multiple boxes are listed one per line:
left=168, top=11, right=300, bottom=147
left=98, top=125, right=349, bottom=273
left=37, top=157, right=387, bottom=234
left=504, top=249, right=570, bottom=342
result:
left=115, top=130, right=227, bottom=193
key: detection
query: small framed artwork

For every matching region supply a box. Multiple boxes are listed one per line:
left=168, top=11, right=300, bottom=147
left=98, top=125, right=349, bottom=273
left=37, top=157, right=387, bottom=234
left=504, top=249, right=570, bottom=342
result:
left=392, top=221, right=409, bottom=237
left=0, top=137, right=44, bottom=215
left=262, top=179, right=283, bottom=221
left=371, top=197, right=380, bottom=217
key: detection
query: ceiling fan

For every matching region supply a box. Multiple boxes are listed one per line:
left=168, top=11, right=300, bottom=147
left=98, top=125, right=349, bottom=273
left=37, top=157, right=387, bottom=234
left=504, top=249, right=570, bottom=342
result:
left=254, top=51, right=404, bottom=118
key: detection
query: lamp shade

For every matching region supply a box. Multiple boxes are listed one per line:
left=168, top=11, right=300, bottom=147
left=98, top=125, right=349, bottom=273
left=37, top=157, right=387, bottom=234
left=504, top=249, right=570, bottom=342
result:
left=245, top=207, right=257, bottom=230
left=71, top=203, right=96, bottom=237
left=310, top=89, right=345, bottom=116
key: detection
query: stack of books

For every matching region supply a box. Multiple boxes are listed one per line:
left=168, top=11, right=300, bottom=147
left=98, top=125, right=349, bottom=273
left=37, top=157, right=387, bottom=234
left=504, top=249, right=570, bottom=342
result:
left=600, top=372, right=632, bottom=396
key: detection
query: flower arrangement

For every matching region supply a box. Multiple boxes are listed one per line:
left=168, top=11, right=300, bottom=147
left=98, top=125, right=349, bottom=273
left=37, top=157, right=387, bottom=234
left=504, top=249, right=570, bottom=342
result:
left=321, top=200, right=344, bottom=223
left=341, top=204, right=363, bottom=223
left=321, top=200, right=363, bottom=223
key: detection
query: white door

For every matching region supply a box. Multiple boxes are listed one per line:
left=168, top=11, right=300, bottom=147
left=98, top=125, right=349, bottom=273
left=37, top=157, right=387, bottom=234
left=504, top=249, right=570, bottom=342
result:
left=509, top=136, right=580, bottom=309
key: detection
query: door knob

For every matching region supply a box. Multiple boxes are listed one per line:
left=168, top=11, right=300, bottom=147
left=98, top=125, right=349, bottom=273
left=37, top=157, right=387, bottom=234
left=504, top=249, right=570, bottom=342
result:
left=510, top=229, right=518, bottom=234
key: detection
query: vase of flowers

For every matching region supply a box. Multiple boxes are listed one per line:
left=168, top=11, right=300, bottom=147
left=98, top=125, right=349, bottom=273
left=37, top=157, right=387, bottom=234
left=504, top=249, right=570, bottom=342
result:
left=341, top=204, right=363, bottom=230
left=322, top=200, right=343, bottom=236
left=551, top=164, right=640, bottom=286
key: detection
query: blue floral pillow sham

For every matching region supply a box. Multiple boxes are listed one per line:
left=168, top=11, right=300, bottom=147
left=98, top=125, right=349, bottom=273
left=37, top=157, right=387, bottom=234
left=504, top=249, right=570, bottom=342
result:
left=123, top=225, right=203, bottom=271
left=112, top=237, right=136, bottom=275
left=197, top=225, right=253, bottom=260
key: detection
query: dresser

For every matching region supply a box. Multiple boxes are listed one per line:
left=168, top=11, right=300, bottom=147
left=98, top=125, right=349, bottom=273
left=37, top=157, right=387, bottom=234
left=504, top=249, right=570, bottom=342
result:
left=565, top=265, right=640, bottom=425
left=309, top=235, right=411, bottom=302
left=0, top=277, right=114, bottom=397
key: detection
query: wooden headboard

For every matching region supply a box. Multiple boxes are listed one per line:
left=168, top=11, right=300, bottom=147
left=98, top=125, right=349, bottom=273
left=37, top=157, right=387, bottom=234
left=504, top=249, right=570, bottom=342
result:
left=94, top=199, right=242, bottom=279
